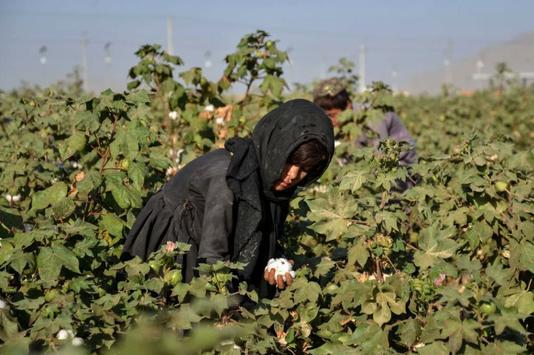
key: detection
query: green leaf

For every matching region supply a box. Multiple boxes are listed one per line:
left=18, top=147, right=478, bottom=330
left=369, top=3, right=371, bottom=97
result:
left=397, top=319, right=421, bottom=348
left=37, top=245, right=80, bottom=282
left=518, top=241, right=534, bottom=273
left=100, top=213, right=125, bottom=238
left=414, top=225, right=458, bottom=270
left=128, top=162, right=147, bottom=190
left=417, top=341, right=449, bottom=355
left=127, top=80, right=141, bottom=90
left=58, top=132, right=87, bottom=160
left=373, top=302, right=391, bottom=326
left=51, top=198, right=76, bottom=219
left=31, top=182, right=68, bottom=211
left=37, top=248, right=62, bottom=282
left=348, top=240, right=369, bottom=268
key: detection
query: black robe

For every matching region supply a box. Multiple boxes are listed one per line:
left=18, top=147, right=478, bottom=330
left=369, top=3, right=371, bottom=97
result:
left=122, top=99, right=335, bottom=286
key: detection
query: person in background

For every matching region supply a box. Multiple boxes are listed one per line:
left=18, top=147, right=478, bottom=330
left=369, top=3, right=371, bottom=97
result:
left=122, top=99, right=334, bottom=294
left=313, top=78, right=417, bottom=190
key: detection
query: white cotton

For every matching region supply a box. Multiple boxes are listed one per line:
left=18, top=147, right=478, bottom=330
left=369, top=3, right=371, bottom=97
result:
left=204, top=104, right=215, bottom=112
left=11, top=194, right=21, bottom=202
left=264, top=258, right=295, bottom=281
left=215, top=117, right=225, bottom=126
left=0, top=299, right=7, bottom=309
left=166, top=167, right=177, bottom=177
left=175, top=149, right=184, bottom=163
left=334, top=140, right=341, bottom=147
left=56, top=329, right=74, bottom=340
left=168, top=111, right=179, bottom=120
left=72, top=337, right=84, bottom=346
left=5, top=194, right=12, bottom=202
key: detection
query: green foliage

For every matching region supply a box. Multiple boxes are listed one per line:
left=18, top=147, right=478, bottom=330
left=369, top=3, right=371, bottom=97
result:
left=0, top=31, right=532, bottom=354
left=327, top=57, right=359, bottom=95
left=220, top=30, right=289, bottom=104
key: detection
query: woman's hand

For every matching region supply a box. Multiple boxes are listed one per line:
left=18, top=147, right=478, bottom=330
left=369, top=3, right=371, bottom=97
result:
left=264, top=259, right=294, bottom=289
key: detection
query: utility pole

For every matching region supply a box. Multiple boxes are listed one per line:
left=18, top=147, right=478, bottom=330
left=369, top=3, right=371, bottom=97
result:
left=39, top=46, right=47, bottom=65
left=358, top=44, right=366, bottom=93
left=80, top=33, right=89, bottom=92
left=104, top=42, right=112, bottom=90
left=104, top=42, right=112, bottom=64
left=391, top=67, right=398, bottom=93
left=443, top=40, right=453, bottom=85
left=204, top=51, right=212, bottom=68
left=167, top=16, right=174, bottom=55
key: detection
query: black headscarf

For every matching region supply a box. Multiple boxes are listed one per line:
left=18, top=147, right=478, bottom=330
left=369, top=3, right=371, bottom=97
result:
left=225, top=99, right=334, bottom=280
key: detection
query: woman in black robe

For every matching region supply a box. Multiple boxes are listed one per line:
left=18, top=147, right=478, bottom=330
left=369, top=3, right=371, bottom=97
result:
left=122, top=99, right=334, bottom=290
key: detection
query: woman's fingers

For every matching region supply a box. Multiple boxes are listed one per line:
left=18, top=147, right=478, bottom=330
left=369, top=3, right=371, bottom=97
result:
left=268, top=268, right=276, bottom=285
left=265, top=268, right=294, bottom=288
left=285, top=272, right=293, bottom=286
left=276, top=274, right=285, bottom=289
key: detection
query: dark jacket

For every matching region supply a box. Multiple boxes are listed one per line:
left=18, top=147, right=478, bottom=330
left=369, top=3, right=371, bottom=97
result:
left=122, top=99, right=335, bottom=286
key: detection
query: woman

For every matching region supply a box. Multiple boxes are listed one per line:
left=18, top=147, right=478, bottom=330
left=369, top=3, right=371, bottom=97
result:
left=122, top=99, right=334, bottom=290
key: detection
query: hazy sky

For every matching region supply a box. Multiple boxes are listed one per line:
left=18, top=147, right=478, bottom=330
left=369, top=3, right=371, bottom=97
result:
left=1, top=0, right=533, bottom=92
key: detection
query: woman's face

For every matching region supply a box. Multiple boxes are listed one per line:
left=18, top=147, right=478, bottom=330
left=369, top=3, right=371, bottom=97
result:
left=272, top=164, right=308, bottom=191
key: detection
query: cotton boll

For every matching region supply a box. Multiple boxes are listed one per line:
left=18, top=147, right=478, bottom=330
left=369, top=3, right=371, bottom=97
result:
left=0, top=299, right=7, bottom=309
left=264, top=258, right=295, bottom=281
left=204, top=104, right=215, bottom=112
left=72, top=337, right=84, bottom=346
left=56, top=329, right=74, bottom=340
left=166, top=167, right=177, bottom=177
left=169, top=111, right=179, bottom=120
left=56, top=330, right=68, bottom=340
